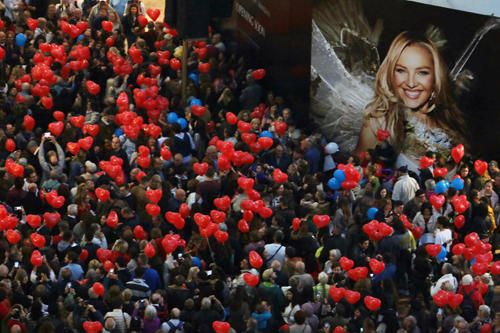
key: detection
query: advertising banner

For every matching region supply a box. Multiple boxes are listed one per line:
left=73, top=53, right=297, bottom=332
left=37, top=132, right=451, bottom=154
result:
left=311, top=0, right=500, bottom=168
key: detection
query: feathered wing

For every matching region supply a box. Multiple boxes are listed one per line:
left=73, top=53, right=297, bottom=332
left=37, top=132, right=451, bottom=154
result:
left=310, top=0, right=381, bottom=152
left=310, top=22, right=376, bottom=152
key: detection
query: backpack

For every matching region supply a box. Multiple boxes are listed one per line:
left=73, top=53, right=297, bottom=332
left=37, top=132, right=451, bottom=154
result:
left=461, top=290, right=477, bottom=322
left=166, top=320, right=183, bottom=333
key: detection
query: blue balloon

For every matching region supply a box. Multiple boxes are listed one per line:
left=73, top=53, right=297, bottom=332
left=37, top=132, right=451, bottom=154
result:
left=450, top=178, right=464, bottom=191
left=260, top=130, right=273, bottom=138
left=367, top=207, right=378, bottom=220
left=333, top=169, right=346, bottom=183
left=16, top=33, right=27, bottom=47
left=114, top=128, right=124, bottom=137
left=167, top=112, right=178, bottom=124
left=188, top=73, right=199, bottom=85
left=435, top=180, right=449, bottom=194
left=189, top=98, right=202, bottom=107
left=177, top=118, right=187, bottom=130
left=192, top=256, right=201, bottom=268
left=436, top=245, right=447, bottom=263
left=77, top=34, right=84, bottom=42
left=328, top=177, right=341, bottom=190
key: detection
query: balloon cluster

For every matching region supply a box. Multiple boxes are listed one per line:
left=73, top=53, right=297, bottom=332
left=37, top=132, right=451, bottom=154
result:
left=328, top=164, right=361, bottom=191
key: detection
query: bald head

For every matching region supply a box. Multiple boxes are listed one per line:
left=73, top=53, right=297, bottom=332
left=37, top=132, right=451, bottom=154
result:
left=175, top=189, right=186, bottom=201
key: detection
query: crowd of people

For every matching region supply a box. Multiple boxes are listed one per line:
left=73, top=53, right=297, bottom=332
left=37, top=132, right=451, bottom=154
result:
left=0, top=1, right=498, bottom=333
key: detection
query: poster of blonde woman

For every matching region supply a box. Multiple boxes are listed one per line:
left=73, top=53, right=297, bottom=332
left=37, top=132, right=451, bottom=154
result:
left=311, top=0, right=500, bottom=172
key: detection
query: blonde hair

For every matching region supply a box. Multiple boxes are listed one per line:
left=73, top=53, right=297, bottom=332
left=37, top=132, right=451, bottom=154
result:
left=368, top=31, right=467, bottom=146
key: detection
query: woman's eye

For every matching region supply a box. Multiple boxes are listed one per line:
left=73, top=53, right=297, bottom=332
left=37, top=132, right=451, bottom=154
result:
left=418, top=71, right=430, bottom=76
left=395, top=68, right=406, bottom=74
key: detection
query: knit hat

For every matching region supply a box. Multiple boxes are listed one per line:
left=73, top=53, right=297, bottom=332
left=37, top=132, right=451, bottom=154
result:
left=461, top=274, right=473, bottom=286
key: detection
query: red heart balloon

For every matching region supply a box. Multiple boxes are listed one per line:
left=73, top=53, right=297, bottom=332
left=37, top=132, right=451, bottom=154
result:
left=170, top=58, right=181, bottom=71
left=106, top=211, right=119, bottom=229
left=198, top=62, right=211, bottom=74
left=6, top=230, right=21, bottom=244
left=85, top=80, right=101, bottom=95
left=339, top=256, right=354, bottom=271
left=26, top=214, right=42, bottom=228
left=95, top=188, right=110, bottom=202
left=69, top=115, right=85, bottom=128
left=347, top=267, right=369, bottom=281
left=344, top=290, right=361, bottom=304
left=451, top=144, right=464, bottom=164
left=329, top=286, right=345, bottom=302
left=451, top=243, right=466, bottom=256
left=30, top=232, right=46, bottom=248
left=213, top=196, right=231, bottom=211
left=425, top=244, right=442, bottom=257
left=251, top=68, right=266, bottom=80
left=454, top=215, right=465, bottom=229
left=225, top=112, right=238, bottom=125
left=23, top=115, right=36, bottom=130
left=419, top=156, right=434, bottom=169
left=474, top=160, right=488, bottom=176
left=96, top=248, right=111, bottom=262
left=145, top=203, right=161, bottom=217
left=448, top=293, right=463, bottom=309
left=212, top=321, right=231, bottom=333
left=83, top=124, right=100, bottom=137
left=160, top=146, right=172, bottom=161
left=237, top=219, right=250, bottom=233
left=292, top=218, right=302, bottom=231
left=146, top=189, right=162, bottom=204
left=273, top=168, right=288, bottom=183
left=210, top=210, right=226, bottom=224
left=144, top=243, right=156, bottom=258
left=258, top=206, right=273, bottom=219
left=249, top=251, right=263, bottom=269
left=133, top=225, right=146, bottom=240
left=430, top=194, right=445, bottom=210
left=83, top=321, right=103, bottom=333
left=191, top=105, right=207, bottom=117
left=214, top=230, right=229, bottom=243
left=31, top=250, right=43, bottom=267
left=237, top=120, right=252, bottom=133
left=432, top=290, right=450, bottom=308
left=78, top=136, right=94, bottom=151
left=27, top=18, right=38, bottom=30
left=333, top=327, right=345, bottom=333
left=369, top=258, right=385, bottom=275
left=490, top=261, right=500, bottom=275
left=471, top=262, right=489, bottom=275
left=257, top=137, right=274, bottom=150
left=137, top=15, right=148, bottom=27
left=376, top=129, right=391, bottom=142
left=193, top=162, right=209, bottom=176
left=5, top=138, right=16, bottom=152
left=243, top=210, right=254, bottom=222
left=364, top=296, right=382, bottom=312
left=238, top=177, right=255, bottom=190
left=43, top=212, right=61, bottom=228
left=464, top=232, right=480, bottom=248
left=146, top=8, right=160, bottom=21
left=273, top=121, right=287, bottom=136
left=433, top=167, right=448, bottom=179
left=48, top=121, right=64, bottom=137
left=243, top=272, right=259, bottom=287
left=101, top=20, right=113, bottom=32
left=66, top=142, right=80, bottom=155
left=313, top=215, right=330, bottom=229
left=92, top=282, right=105, bottom=297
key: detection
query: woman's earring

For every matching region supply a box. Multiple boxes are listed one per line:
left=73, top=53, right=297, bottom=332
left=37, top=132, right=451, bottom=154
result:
left=425, top=91, right=436, bottom=113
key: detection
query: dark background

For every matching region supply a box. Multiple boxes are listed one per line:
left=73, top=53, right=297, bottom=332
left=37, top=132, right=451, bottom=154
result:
left=233, top=0, right=312, bottom=126
left=361, top=0, right=500, bottom=159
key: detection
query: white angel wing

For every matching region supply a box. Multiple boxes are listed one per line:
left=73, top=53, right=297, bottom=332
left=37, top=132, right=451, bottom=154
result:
left=310, top=21, right=375, bottom=152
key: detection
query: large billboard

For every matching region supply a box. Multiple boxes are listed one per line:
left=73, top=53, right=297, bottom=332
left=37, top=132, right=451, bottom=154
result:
left=311, top=0, right=500, bottom=168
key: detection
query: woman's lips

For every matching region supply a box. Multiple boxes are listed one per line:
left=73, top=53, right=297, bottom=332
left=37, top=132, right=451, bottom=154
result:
left=403, top=89, right=422, bottom=99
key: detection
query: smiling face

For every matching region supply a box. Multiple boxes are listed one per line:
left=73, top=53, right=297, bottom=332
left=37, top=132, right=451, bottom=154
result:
left=393, top=45, right=435, bottom=110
